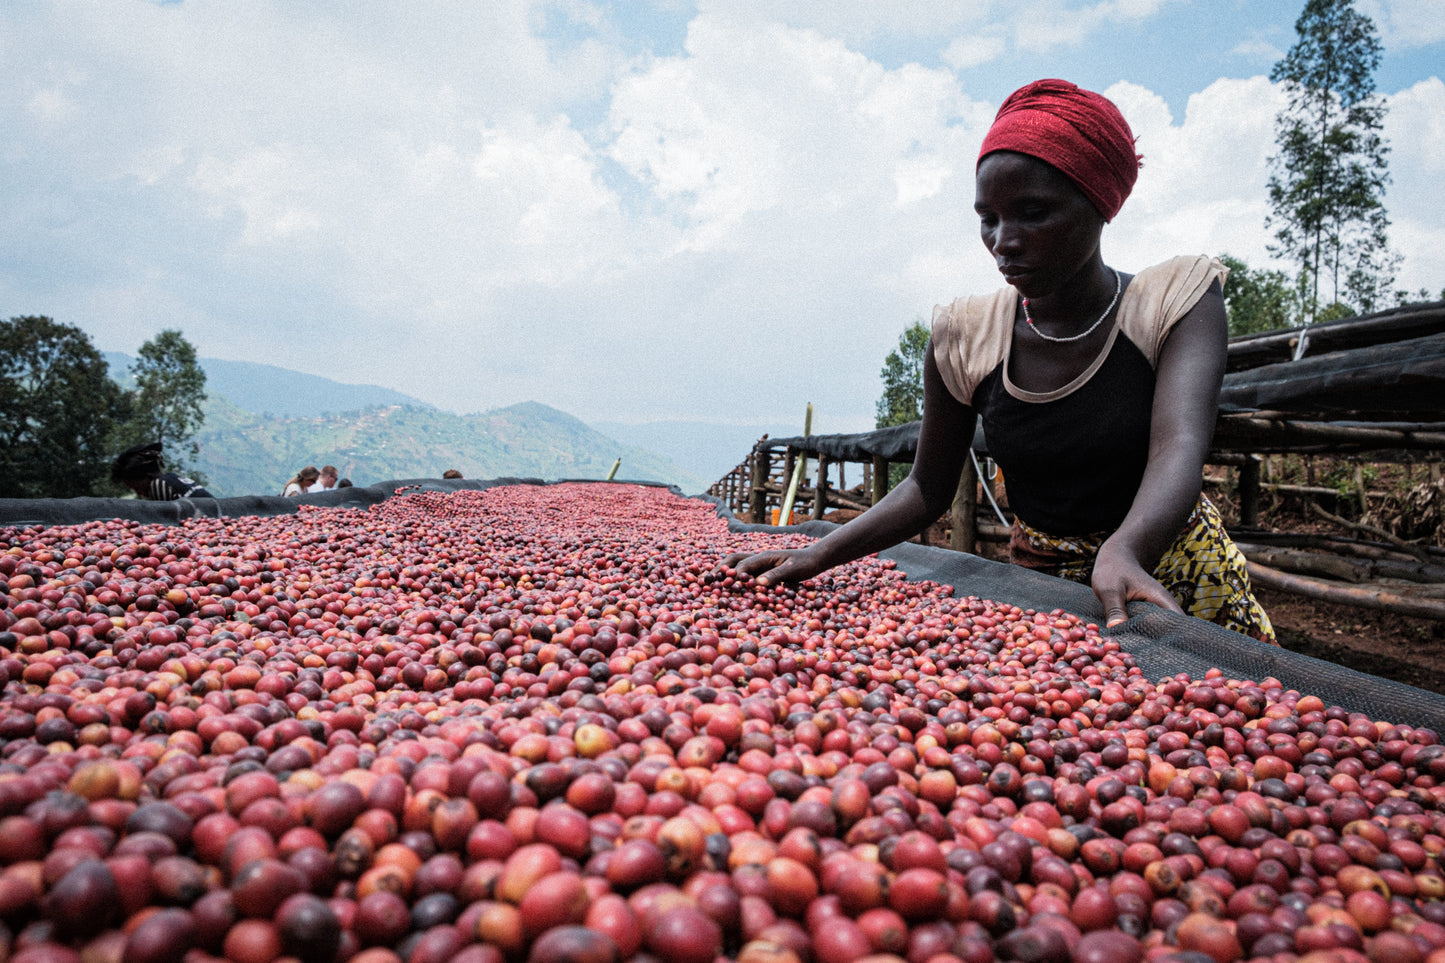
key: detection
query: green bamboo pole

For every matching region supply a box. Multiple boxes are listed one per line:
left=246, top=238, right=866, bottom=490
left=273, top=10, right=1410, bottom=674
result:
left=776, top=404, right=813, bottom=526
left=606, top=458, right=621, bottom=481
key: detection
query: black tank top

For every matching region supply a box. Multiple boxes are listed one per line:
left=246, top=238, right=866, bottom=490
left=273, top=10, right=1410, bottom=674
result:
left=975, top=334, right=1156, bottom=536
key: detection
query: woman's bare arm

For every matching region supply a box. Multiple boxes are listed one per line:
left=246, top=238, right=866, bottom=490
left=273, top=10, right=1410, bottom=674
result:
left=1092, top=278, right=1228, bottom=624
left=725, top=341, right=977, bottom=584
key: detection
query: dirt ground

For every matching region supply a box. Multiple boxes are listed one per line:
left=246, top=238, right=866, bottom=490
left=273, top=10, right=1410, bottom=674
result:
left=1212, top=462, right=1445, bottom=697
left=1258, top=588, right=1445, bottom=696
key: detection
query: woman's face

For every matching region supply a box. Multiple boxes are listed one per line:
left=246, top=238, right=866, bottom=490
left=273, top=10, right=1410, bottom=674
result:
left=974, top=151, right=1105, bottom=301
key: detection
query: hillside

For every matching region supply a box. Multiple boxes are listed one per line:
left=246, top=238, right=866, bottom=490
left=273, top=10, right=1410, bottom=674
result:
left=102, top=353, right=707, bottom=496
left=191, top=398, right=708, bottom=497
left=104, top=352, right=432, bottom=416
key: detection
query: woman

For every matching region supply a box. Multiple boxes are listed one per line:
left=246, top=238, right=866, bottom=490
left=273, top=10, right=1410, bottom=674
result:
left=729, top=79, right=1273, bottom=643
left=110, top=442, right=213, bottom=501
left=282, top=466, right=320, bottom=497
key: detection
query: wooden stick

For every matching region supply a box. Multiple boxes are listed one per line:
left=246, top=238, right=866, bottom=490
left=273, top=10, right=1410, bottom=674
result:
left=1247, top=562, right=1445, bottom=621
left=950, top=455, right=977, bottom=553
left=811, top=453, right=830, bottom=522
left=1230, top=529, right=1445, bottom=562
left=748, top=445, right=770, bottom=523
left=1235, top=543, right=1445, bottom=583
left=1212, top=417, right=1445, bottom=455
left=872, top=454, right=889, bottom=505
left=1305, top=498, right=1432, bottom=561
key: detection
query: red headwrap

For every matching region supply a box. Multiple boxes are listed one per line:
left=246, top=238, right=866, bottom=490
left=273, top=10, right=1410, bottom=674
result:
left=978, top=79, right=1141, bottom=222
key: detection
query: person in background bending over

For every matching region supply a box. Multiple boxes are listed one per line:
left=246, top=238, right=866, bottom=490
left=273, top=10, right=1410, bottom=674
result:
left=308, top=465, right=339, bottom=492
left=726, top=79, right=1273, bottom=644
left=283, top=466, right=320, bottom=496
left=111, top=442, right=213, bottom=501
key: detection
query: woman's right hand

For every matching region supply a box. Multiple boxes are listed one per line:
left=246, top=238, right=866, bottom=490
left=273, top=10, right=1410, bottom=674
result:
left=720, top=546, right=825, bottom=587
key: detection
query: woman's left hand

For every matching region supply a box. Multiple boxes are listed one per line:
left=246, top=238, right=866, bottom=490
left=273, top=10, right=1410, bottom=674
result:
left=1091, top=538, right=1183, bottom=628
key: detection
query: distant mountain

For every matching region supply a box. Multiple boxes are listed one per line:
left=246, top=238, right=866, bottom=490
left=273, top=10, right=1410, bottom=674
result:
left=592, top=420, right=805, bottom=486
left=191, top=398, right=709, bottom=498
left=102, top=353, right=708, bottom=497
left=104, top=352, right=433, bottom=417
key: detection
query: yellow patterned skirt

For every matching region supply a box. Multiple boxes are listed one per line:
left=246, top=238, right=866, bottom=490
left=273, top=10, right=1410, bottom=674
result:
left=1008, top=497, right=1276, bottom=644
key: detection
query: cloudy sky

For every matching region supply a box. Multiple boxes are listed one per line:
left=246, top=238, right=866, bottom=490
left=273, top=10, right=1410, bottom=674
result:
left=4, top=1, right=1443, bottom=434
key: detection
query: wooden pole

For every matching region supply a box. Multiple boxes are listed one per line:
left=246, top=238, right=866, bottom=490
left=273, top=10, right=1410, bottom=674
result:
left=1248, top=562, right=1445, bottom=621
left=749, top=447, right=770, bottom=523
left=950, top=455, right=978, bottom=553
left=811, top=453, right=831, bottom=521
left=872, top=454, right=890, bottom=505
left=1239, top=455, right=1261, bottom=527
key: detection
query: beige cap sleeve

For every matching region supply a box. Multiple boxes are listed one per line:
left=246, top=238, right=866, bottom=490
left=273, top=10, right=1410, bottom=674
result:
left=930, top=287, right=1016, bottom=408
left=1116, top=255, right=1229, bottom=369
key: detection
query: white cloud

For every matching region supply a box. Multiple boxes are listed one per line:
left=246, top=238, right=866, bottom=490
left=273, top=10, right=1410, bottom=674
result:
left=1360, top=0, right=1445, bottom=49
left=607, top=15, right=985, bottom=254
left=1011, top=0, right=1174, bottom=53
left=1, top=1, right=1441, bottom=438
left=25, top=87, right=77, bottom=125
left=474, top=119, right=618, bottom=250
left=1230, top=39, right=1283, bottom=62
left=1106, top=76, right=1285, bottom=272
left=1382, top=77, right=1445, bottom=293
left=191, top=147, right=323, bottom=244
left=942, top=34, right=1008, bottom=70
left=695, top=0, right=993, bottom=50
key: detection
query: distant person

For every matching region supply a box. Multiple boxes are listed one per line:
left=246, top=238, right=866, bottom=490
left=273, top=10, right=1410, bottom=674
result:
left=443, top=469, right=463, bottom=479
left=283, top=466, right=320, bottom=496
left=111, top=442, right=213, bottom=500
left=337, top=478, right=353, bottom=488
left=308, top=465, right=339, bottom=492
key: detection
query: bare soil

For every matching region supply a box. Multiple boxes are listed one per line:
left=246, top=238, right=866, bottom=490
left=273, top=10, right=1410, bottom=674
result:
left=1210, top=457, right=1445, bottom=696
left=1258, top=587, right=1445, bottom=696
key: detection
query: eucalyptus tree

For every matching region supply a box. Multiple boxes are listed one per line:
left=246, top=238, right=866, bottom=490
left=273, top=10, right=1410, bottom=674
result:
left=1267, top=0, right=1396, bottom=321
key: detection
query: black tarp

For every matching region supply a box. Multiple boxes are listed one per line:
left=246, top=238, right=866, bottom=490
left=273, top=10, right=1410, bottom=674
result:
left=1218, top=331, right=1445, bottom=418
left=0, top=477, right=633, bottom=527
left=760, top=423, right=987, bottom=463
left=1226, top=302, right=1445, bottom=372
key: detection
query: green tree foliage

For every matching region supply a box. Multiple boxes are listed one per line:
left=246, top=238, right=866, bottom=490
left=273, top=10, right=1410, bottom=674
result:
left=0, top=316, right=130, bottom=498
left=875, top=319, right=930, bottom=488
left=1267, top=0, right=1396, bottom=323
left=1219, top=254, right=1300, bottom=336
left=118, top=329, right=208, bottom=481
left=875, top=319, right=930, bottom=429
left=1397, top=286, right=1445, bottom=306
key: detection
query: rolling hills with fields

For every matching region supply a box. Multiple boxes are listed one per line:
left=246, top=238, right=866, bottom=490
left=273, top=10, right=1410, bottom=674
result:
left=105, top=354, right=710, bottom=497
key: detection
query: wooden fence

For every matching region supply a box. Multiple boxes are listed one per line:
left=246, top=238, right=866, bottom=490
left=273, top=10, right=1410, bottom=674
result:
left=707, top=303, right=1445, bottom=619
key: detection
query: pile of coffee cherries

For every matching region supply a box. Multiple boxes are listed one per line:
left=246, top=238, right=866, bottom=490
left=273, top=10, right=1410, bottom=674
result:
left=0, top=483, right=1442, bottom=963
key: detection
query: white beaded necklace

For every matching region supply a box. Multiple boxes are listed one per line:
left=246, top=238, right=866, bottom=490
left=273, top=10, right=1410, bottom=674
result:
left=1022, top=268, right=1121, bottom=344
